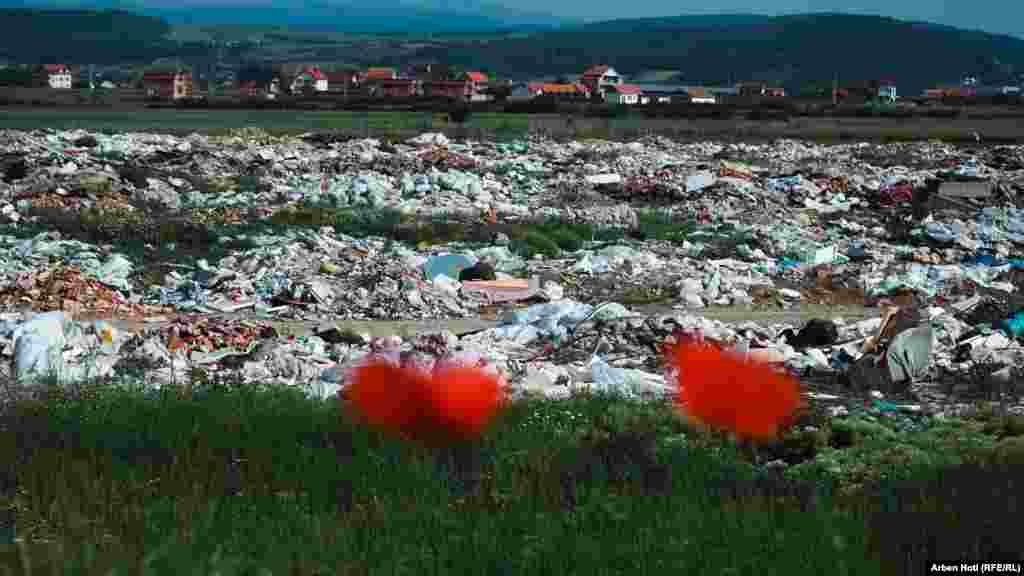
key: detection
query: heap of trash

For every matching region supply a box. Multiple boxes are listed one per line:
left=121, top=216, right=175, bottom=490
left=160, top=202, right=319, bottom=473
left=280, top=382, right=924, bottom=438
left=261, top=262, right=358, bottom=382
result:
left=1, top=128, right=1023, bottom=420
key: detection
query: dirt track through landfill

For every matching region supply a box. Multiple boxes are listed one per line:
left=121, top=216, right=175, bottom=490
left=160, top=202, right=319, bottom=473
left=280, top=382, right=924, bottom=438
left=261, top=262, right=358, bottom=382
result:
left=96, top=302, right=879, bottom=340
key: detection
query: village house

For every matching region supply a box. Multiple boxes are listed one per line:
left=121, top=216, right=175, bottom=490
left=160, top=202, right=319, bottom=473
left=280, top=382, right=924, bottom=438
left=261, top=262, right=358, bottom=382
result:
left=464, top=71, right=489, bottom=100
left=523, top=82, right=591, bottom=100
left=604, top=83, right=643, bottom=105
left=580, top=65, right=622, bottom=97
left=43, top=64, right=73, bottom=89
left=736, top=82, right=767, bottom=96
left=687, top=86, right=717, bottom=104
left=238, top=80, right=275, bottom=99
left=290, top=67, right=328, bottom=93
left=326, top=70, right=359, bottom=94
left=877, top=78, right=897, bottom=102
left=422, top=79, right=470, bottom=101
left=634, top=83, right=692, bottom=104
left=375, top=78, right=420, bottom=98
left=420, top=71, right=492, bottom=102
left=141, top=69, right=193, bottom=100
left=363, top=67, right=398, bottom=83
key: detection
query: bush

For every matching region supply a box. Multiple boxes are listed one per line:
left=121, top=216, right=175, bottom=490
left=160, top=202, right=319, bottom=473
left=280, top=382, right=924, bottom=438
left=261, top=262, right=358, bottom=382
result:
left=448, top=104, right=471, bottom=124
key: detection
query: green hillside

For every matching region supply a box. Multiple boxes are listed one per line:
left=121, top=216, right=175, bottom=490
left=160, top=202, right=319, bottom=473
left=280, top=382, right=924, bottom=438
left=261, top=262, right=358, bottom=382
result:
left=401, top=13, right=1024, bottom=91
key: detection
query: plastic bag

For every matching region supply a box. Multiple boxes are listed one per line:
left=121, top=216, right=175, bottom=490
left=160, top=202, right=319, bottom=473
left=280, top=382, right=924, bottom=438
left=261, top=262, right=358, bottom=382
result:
left=13, top=311, right=69, bottom=382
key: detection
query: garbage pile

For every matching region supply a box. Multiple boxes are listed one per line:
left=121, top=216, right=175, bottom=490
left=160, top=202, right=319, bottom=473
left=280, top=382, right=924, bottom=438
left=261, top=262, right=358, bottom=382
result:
left=1, top=129, right=1024, bottom=420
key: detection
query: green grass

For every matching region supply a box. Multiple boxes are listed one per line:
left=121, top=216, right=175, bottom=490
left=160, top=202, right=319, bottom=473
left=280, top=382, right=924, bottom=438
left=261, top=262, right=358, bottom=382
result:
left=4, top=204, right=709, bottom=294
left=1, top=379, right=880, bottom=574
left=0, top=109, right=531, bottom=135
left=4, top=374, right=1024, bottom=573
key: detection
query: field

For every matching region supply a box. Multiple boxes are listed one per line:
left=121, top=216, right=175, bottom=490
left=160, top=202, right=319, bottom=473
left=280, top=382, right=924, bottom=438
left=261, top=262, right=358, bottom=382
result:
left=4, top=107, right=1024, bottom=143
left=0, top=108, right=530, bottom=138
left=2, top=377, right=1021, bottom=575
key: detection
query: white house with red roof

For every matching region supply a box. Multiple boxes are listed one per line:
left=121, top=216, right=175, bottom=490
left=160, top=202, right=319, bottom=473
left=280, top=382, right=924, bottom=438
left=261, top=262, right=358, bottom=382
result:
left=605, top=83, right=643, bottom=105
left=291, top=67, right=328, bottom=93
left=44, top=64, right=72, bottom=89
left=580, top=65, right=622, bottom=100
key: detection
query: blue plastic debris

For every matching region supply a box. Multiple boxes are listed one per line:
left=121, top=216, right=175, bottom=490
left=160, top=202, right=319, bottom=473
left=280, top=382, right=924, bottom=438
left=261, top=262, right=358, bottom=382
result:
left=424, top=254, right=474, bottom=281
left=1003, top=312, right=1024, bottom=338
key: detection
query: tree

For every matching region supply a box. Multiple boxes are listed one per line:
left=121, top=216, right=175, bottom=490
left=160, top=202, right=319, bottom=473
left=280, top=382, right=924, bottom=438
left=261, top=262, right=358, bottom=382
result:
left=0, top=65, right=33, bottom=87
left=483, top=82, right=512, bottom=102
left=448, top=102, right=471, bottom=123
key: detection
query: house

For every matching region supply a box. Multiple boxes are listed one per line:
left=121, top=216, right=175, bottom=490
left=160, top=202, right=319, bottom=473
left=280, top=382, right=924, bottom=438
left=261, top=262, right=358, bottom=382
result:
left=463, top=71, right=490, bottom=101
left=633, top=83, right=691, bottom=104
left=326, top=70, right=359, bottom=94
left=291, top=67, right=327, bottom=93
left=363, top=67, right=398, bottom=82
left=877, top=79, right=897, bottom=102
left=736, top=82, right=767, bottom=96
left=422, top=79, right=471, bottom=101
left=605, top=83, right=643, bottom=105
left=687, top=87, right=716, bottom=104
left=376, top=78, right=420, bottom=99
left=238, top=80, right=271, bottom=98
left=141, top=69, right=193, bottom=100
left=580, top=65, right=622, bottom=99
left=521, top=82, right=591, bottom=100
left=43, top=64, right=73, bottom=89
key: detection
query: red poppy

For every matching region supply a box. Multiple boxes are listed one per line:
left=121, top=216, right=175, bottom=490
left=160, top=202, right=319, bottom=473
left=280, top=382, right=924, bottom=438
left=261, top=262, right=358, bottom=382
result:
left=346, top=359, right=506, bottom=445
left=667, top=341, right=801, bottom=442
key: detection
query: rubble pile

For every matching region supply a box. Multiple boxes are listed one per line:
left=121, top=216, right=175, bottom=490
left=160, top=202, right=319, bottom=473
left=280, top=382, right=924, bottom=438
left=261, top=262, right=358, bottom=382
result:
left=1, top=128, right=1023, bottom=424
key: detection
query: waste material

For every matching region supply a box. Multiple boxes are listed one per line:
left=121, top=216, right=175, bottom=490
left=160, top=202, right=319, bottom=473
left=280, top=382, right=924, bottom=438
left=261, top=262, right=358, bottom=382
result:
left=0, top=129, right=1023, bottom=421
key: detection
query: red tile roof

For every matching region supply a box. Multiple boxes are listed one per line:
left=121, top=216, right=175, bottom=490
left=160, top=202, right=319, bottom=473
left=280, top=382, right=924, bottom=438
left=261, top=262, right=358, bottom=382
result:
left=545, top=83, right=580, bottom=94
left=44, top=64, right=68, bottom=74
left=306, top=67, right=324, bottom=80
left=465, top=71, right=488, bottom=82
left=365, top=67, right=396, bottom=80
left=610, top=83, right=642, bottom=95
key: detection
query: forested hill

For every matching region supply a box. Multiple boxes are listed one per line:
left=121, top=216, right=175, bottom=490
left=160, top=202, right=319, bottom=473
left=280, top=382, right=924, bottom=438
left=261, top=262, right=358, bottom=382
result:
left=400, top=13, right=1024, bottom=92
left=0, top=8, right=175, bottom=64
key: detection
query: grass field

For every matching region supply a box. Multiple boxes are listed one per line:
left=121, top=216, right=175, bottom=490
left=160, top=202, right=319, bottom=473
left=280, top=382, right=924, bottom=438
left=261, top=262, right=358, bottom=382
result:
left=0, top=108, right=530, bottom=137
left=0, top=380, right=873, bottom=574
left=4, top=107, right=1024, bottom=143
left=2, top=377, right=1023, bottom=574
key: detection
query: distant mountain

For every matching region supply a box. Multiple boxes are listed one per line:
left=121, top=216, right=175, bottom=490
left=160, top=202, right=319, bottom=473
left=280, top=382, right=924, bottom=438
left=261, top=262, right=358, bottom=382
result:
left=574, top=14, right=773, bottom=32
left=0, top=8, right=175, bottom=63
left=403, top=13, right=1024, bottom=92
left=0, top=0, right=575, bottom=32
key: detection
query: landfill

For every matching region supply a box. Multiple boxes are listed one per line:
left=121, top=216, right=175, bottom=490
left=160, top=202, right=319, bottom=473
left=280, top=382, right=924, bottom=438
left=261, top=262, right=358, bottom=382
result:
left=1, top=127, right=1024, bottom=422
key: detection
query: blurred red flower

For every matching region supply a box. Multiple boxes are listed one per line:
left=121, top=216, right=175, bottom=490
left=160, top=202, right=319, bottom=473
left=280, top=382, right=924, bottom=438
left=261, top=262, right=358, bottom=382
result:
left=667, top=341, right=801, bottom=442
left=346, top=360, right=506, bottom=445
